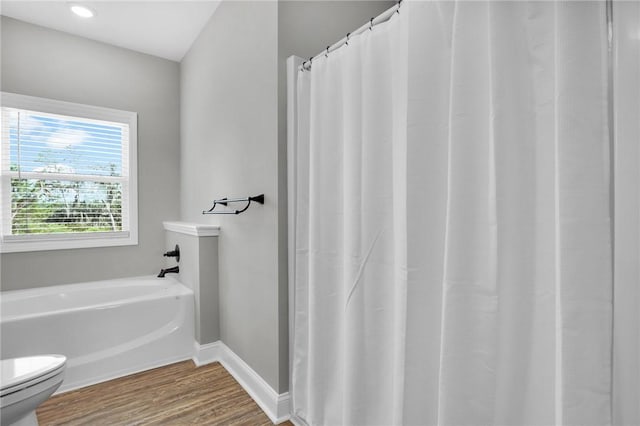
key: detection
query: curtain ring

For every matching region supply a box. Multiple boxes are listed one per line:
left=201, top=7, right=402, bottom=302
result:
left=325, top=46, right=330, bottom=58
left=345, top=32, right=350, bottom=46
left=396, top=0, right=401, bottom=14
left=301, top=60, right=306, bottom=72
left=369, top=17, right=374, bottom=31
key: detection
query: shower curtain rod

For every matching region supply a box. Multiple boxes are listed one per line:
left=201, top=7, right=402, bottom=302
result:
left=300, top=0, right=401, bottom=71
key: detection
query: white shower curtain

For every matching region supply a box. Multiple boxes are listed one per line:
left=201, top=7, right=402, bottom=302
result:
left=291, top=1, right=638, bottom=425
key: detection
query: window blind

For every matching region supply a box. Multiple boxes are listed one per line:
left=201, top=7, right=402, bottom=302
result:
left=1, top=106, right=130, bottom=238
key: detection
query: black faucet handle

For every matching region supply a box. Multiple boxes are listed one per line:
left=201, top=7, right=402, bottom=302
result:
left=163, top=244, right=180, bottom=262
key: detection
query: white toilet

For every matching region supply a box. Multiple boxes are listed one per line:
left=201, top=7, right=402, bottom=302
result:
left=0, top=355, right=66, bottom=426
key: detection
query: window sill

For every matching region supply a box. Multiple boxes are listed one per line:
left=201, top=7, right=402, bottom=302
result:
left=0, top=232, right=138, bottom=253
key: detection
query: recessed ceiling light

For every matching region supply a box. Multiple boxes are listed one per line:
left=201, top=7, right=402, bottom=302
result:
left=70, top=4, right=95, bottom=18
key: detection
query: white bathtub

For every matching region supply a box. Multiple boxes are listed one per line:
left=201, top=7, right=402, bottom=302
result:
left=0, top=275, right=194, bottom=393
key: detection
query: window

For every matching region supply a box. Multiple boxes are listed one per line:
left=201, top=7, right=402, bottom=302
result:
left=0, top=92, right=137, bottom=252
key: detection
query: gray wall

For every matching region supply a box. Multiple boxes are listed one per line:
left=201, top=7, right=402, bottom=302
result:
left=0, top=17, right=180, bottom=290
left=180, top=0, right=281, bottom=391
left=165, top=231, right=220, bottom=345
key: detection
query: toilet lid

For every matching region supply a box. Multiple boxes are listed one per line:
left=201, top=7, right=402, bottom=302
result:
left=1, top=355, right=66, bottom=393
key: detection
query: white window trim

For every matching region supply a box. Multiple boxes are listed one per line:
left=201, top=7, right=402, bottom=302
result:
left=0, top=92, right=138, bottom=253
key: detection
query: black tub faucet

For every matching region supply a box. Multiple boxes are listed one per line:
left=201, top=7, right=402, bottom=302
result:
left=158, top=266, right=179, bottom=278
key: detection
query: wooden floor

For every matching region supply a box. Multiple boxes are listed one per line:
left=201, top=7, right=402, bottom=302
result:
left=37, top=361, right=293, bottom=426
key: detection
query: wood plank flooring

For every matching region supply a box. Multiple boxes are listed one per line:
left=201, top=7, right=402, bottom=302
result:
left=37, top=361, right=293, bottom=426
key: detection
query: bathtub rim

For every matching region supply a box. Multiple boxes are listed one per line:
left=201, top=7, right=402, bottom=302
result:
left=0, top=275, right=193, bottom=323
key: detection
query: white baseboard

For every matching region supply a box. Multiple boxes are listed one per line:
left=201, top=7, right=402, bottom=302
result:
left=193, top=341, right=290, bottom=424
left=289, top=414, right=308, bottom=426
left=192, top=341, right=223, bottom=367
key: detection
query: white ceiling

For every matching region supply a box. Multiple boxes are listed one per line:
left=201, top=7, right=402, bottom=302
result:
left=0, top=1, right=221, bottom=62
